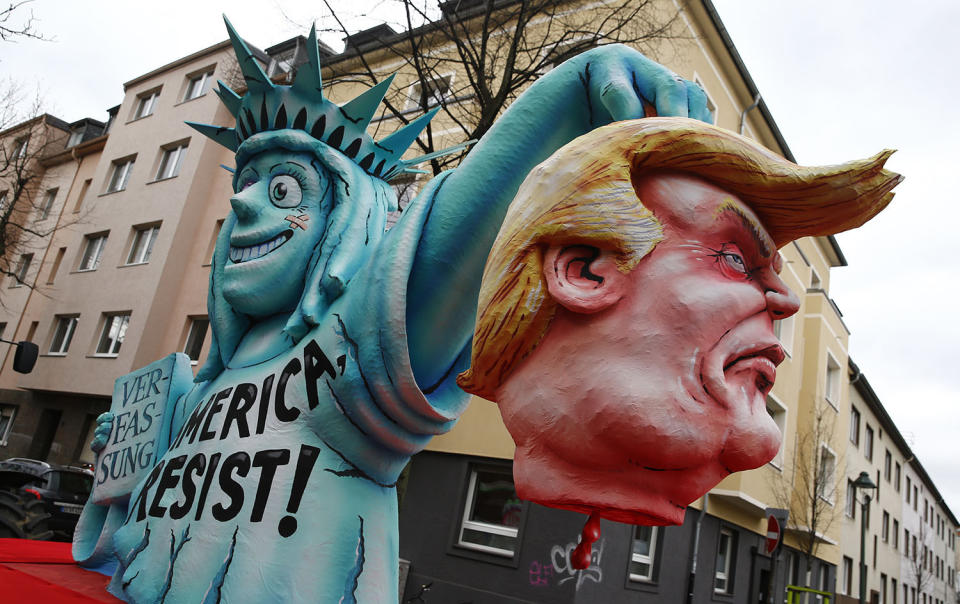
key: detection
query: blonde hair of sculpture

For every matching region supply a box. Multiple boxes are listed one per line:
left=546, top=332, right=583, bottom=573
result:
left=457, top=117, right=901, bottom=400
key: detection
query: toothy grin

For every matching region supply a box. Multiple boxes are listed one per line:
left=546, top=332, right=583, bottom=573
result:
left=229, top=230, right=292, bottom=263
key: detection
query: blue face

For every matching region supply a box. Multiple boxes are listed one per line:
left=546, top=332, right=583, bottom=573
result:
left=222, top=150, right=333, bottom=317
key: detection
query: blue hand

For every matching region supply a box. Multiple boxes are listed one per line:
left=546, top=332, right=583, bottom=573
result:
left=90, top=412, right=114, bottom=454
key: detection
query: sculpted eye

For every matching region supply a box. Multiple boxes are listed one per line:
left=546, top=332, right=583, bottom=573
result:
left=722, top=252, right=747, bottom=273
left=269, top=174, right=302, bottom=208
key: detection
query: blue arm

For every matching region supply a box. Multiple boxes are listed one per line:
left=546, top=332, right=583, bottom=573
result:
left=406, top=45, right=712, bottom=387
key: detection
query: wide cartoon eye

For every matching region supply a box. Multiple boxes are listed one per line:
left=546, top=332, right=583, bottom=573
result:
left=268, top=174, right=302, bottom=208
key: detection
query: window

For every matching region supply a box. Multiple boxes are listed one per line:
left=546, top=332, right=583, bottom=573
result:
left=74, top=178, right=91, bottom=213
left=881, top=574, right=888, bottom=604
left=106, top=157, right=135, bottom=193
left=47, top=247, right=66, bottom=284
left=79, top=234, right=108, bottom=271
left=882, top=510, right=890, bottom=542
left=155, top=142, right=188, bottom=180
left=818, top=446, right=837, bottom=503
left=773, top=314, right=795, bottom=355
left=865, top=425, right=874, bottom=461
left=841, top=556, right=853, bottom=595
left=11, top=253, right=32, bottom=285
left=48, top=315, right=78, bottom=355
left=714, top=528, right=736, bottom=593
left=846, top=479, right=857, bottom=518
left=126, top=225, right=160, bottom=265
left=0, top=322, right=5, bottom=339
left=182, top=317, right=209, bottom=363
left=0, top=404, right=15, bottom=445
left=850, top=406, right=861, bottom=446
left=134, top=89, right=160, bottom=119
left=38, top=187, right=57, bottom=220
left=766, top=396, right=787, bottom=468
left=907, top=476, right=912, bottom=503
left=406, top=74, right=453, bottom=110
left=456, top=467, right=522, bottom=557
left=12, top=136, right=28, bottom=159
left=913, top=485, right=918, bottom=511
left=629, top=525, right=658, bottom=582
left=892, top=578, right=897, bottom=604
left=893, top=519, right=899, bottom=549
left=96, top=313, right=130, bottom=356
left=894, top=462, right=901, bottom=491
left=825, top=354, right=841, bottom=405
left=184, top=70, right=214, bottom=101
left=66, top=130, right=83, bottom=148
left=810, top=268, right=822, bottom=289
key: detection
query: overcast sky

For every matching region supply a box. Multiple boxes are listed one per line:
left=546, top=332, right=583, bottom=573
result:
left=2, top=1, right=957, bottom=514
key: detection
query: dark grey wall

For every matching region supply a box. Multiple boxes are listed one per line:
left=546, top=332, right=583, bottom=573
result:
left=0, top=388, right=109, bottom=465
left=399, top=451, right=834, bottom=604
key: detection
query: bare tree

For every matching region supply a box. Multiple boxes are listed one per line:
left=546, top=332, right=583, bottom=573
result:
left=0, top=1, right=47, bottom=42
left=308, top=0, right=687, bottom=175
left=909, top=519, right=933, bottom=600
left=772, top=401, right=843, bottom=588
left=0, top=81, right=75, bottom=300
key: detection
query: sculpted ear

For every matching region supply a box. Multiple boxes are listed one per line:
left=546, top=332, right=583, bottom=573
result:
left=543, top=244, right=627, bottom=314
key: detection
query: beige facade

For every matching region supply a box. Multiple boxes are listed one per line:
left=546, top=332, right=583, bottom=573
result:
left=0, top=1, right=954, bottom=601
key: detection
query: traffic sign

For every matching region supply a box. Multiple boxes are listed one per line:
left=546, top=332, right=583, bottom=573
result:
left=765, top=514, right=782, bottom=555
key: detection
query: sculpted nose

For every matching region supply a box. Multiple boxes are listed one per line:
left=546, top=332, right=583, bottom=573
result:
left=230, top=188, right=261, bottom=222
left=765, top=278, right=800, bottom=320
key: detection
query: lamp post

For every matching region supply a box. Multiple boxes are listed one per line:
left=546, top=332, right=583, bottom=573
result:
left=854, top=471, right=878, bottom=604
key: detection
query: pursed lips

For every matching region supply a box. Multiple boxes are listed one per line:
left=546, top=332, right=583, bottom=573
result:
left=229, top=230, right=293, bottom=263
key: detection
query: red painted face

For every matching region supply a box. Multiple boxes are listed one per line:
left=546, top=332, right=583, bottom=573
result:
left=497, top=172, right=800, bottom=525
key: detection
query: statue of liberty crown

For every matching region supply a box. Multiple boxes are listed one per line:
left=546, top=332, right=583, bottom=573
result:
left=188, top=17, right=469, bottom=181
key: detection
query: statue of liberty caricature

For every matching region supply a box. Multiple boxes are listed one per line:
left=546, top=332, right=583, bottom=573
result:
left=71, top=17, right=713, bottom=602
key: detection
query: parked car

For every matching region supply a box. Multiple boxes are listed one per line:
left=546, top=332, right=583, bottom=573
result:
left=0, top=457, right=93, bottom=541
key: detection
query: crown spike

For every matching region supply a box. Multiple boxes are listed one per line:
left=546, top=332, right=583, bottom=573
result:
left=340, top=74, right=396, bottom=132
left=187, top=122, right=239, bottom=152
left=214, top=81, right=242, bottom=117
left=378, top=106, right=440, bottom=158
left=292, top=24, right=323, bottom=97
left=223, top=15, right=273, bottom=91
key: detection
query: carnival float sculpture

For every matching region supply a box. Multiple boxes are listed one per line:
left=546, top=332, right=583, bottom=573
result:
left=70, top=17, right=899, bottom=603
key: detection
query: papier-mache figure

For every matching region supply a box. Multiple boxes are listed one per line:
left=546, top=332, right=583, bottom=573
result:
left=456, top=117, right=900, bottom=561
left=72, top=17, right=714, bottom=603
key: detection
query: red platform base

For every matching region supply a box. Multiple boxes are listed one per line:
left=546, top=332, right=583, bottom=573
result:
left=0, top=539, right=120, bottom=602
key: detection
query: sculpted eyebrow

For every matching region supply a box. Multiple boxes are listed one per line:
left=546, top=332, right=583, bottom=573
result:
left=716, top=201, right=772, bottom=257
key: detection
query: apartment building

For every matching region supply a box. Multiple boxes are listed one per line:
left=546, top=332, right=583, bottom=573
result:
left=0, top=1, right=954, bottom=603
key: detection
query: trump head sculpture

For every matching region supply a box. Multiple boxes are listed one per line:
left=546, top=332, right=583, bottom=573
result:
left=457, top=117, right=901, bottom=526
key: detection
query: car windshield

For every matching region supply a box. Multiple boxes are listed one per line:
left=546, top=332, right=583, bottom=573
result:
left=54, top=471, right=93, bottom=496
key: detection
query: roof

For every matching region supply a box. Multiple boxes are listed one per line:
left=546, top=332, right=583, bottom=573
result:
left=849, top=359, right=959, bottom=527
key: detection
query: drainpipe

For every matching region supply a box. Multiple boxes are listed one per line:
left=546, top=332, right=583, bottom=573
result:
left=687, top=493, right=709, bottom=604
left=739, top=93, right=762, bottom=135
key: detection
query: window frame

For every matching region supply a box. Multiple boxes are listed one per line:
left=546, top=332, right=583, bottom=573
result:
left=845, top=479, right=857, bottom=518
left=106, top=157, right=135, bottom=193
left=865, top=425, right=874, bottom=461
left=850, top=406, right=861, bottom=446
left=155, top=142, right=188, bottom=181
left=714, top=527, right=736, bottom=594
left=12, top=136, right=28, bottom=159
left=628, top=525, right=659, bottom=583
left=38, top=187, right=58, bottom=220
left=134, top=89, right=160, bottom=120
left=183, top=69, right=214, bottom=102
left=48, top=315, right=79, bottom=355
left=817, top=444, right=838, bottom=504
left=765, top=395, right=787, bottom=469
left=78, top=233, right=108, bottom=272
left=95, top=313, right=131, bottom=357
left=0, top=404, right=16, bottom=446
left=11, top=252, right=33, bottom=286
left=453, top=464, right=524, bottom=562
left=125, top=224, right=160, bottom=265
left=405, top=73, right=455, bottom=111
left=825, top=352, right=841, bottom=407
left=182, top=316, right=209, bottom=365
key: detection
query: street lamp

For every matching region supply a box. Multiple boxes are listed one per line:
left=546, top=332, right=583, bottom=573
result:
left=854, top=471, right=878, bottom=604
